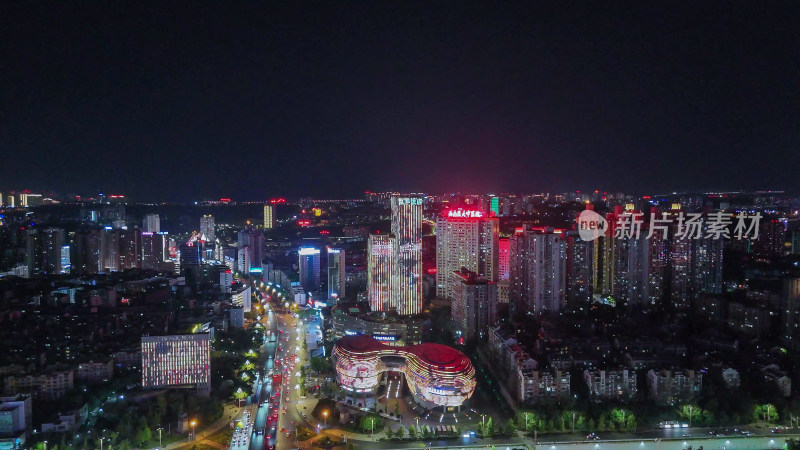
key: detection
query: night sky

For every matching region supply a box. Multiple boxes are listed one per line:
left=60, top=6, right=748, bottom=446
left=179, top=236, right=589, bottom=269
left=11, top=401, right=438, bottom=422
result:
left=2, top=2, right=799, bottom=201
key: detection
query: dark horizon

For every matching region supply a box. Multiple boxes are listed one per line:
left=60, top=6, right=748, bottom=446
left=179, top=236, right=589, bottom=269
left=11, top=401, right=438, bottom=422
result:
left=3, top=2, right=799, bottom=201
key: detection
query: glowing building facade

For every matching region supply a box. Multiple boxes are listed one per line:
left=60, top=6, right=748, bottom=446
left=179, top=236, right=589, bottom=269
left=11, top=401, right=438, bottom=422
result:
left=327, top=247, right=346, bottom=301
left=263, top=205, right=274, bottom=229
left=435, top=208, right=498, bottom=300
left=367, top=234, right=394, bottom=312
left=143, top=213, right=161, bottom=233
left=333, top=335, right=476, bottom=409
left=391, top=196, right=423, bottom=315
left=141, top=334, right=210, bottom=393
left=200, top=215, right=215, bottom=243
left=299, top=247, right=321, bottom=292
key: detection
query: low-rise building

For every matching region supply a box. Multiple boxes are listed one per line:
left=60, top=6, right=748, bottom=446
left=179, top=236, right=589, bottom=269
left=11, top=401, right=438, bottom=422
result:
left=647, top=369, right=702, bottom=405
left=583, top=369, right=637, bottom=399
left=4, top=369, right=74, bottom=400
left=75, top=360, right=114, bottom=384
left=41, top=404, right=88, bottom=433
left=517, top=368, right=571, bottom=403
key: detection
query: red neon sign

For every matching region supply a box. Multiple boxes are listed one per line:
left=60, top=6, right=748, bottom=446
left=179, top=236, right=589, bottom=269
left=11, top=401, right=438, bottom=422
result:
left=270, top=198, right=286, bottom=204
left=445, top=209, right=485, bottom=219
left=298, top=220, right=310, bottom=226
left=220, top=198, right=231, bottom=202
left=427, top=268, right=438, bottom=274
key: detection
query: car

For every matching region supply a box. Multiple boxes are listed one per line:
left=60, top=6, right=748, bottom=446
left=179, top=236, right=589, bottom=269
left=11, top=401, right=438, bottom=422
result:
left=771, top=428, right=781, bottom=434
left=586, top=433, right=600, bottom=440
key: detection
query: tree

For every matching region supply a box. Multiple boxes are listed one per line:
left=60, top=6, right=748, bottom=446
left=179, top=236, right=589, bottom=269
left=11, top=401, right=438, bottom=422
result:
left=757, top=404, right=779, bottom=423
left=359, top=415, right=382, bottom=434
left=135, top=417, right=152, bottom=447
left=505, top=420, right=518, bottom=435
left=678, top=404, right=702, bottom=427
left=787, top=438, right=800, bottom=450
left=232, top=388, right=247, bottom=402
left=385, top=427, right=394, bottom=439
left=625, top=414, right=637, bottom=432
left=483, top=417, right=494, bottom=438
left=610, top=408, right=633, bottom=431
left=588, top=418, right=596, bottom=431
left=396, top=426, right=406, bottom=439
left=597, top=415, right=607, bottom=432
left=408, top=426, right=417, bottom=439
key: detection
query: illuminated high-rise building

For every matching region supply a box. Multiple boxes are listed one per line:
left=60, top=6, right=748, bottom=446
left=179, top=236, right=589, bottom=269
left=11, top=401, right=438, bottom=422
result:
left=435, top=208, right=498, bottom=300
left=200, top=215, right=215, bottom=242
left=73, top=229, right=102, bottom=274
left=60, top=245, right=71, bottom=274
left=179, top=240, right=202, bottom=267
left=327, top=247, right=346, bottom=301
left=299, top=247, right=321, bottom=292
left=143, top=214, right=161, bottom=233
left=263, top=205, right=274, bottom=229
left=238, top=228, right=264, bottom=271
left=141, top=334, right=210, bottom=393
left=5, top=195, right=14, bottom=208
left=391, top=196, right=423, bottom=315
left=26, top=228, right=65, bottom=276
left=368, top=234, right=394, bottom=312
left=119, top=228, right=142, bottom=270
left=141, top=232, right=164, bottom=269
left=490, top=196, right=500, bottom=216
left=19, top=193, right=43, bottom=207
left=509, top=227, right=567, bottom=318
left=451, top=268, right=497, bottom=340
left=237, top=246, right=251, bottom=274
left=498, top=237, right=510, bottom=281
left=565, top=230, right=594, bottom=304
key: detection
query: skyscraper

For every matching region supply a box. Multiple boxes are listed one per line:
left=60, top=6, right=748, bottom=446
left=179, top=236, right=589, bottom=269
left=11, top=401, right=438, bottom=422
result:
left=141, top=232, right=163, bottom=269
left=368, top=233, right=394, bottom=312
left=299, top=247, right=321, bottom=293
left=119, top=228, right=142, bottom=270
left=435, top=208, right=498, bottom=300
left=498, top=237, right=510, bottom=281
left=509, top=227, right=567, bottom=318
left=73, top=229, right=102, bottom=274
left=200, top=215, right=215, bottom=242
left=566, top=230, right=594, bottom=304
left=26, top=228, right=65, bottom=276
left=451, top=268, right=498, bottom=341
left=391, top=196, right=423, bottom=315
left=143, top=214, right=161, bottom=233
left=238, top=228, right=264, bottom=270
left=263, top=205, right=274, bottom=229
left=327, top=247, right=346, bottom=301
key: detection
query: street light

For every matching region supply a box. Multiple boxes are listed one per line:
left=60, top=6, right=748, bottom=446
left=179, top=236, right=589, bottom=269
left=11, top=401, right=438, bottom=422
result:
left=190, top=420, right=197, bottom=441
left=157, top=427, right=163, bottom=448
left=323, top=411, right=328, bottom=429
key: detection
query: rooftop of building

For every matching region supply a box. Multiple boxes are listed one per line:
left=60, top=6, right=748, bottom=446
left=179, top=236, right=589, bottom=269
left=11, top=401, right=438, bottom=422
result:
left=336, top=334, right=472, bottom=372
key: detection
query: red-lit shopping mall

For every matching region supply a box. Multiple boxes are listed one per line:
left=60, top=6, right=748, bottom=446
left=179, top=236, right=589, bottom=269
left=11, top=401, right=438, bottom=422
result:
left=332, top=334, right=476, bottom=410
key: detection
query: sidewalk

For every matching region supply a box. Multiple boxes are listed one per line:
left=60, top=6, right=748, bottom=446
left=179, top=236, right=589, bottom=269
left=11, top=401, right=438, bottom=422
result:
left=163, top=404, right=243, bottom=449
